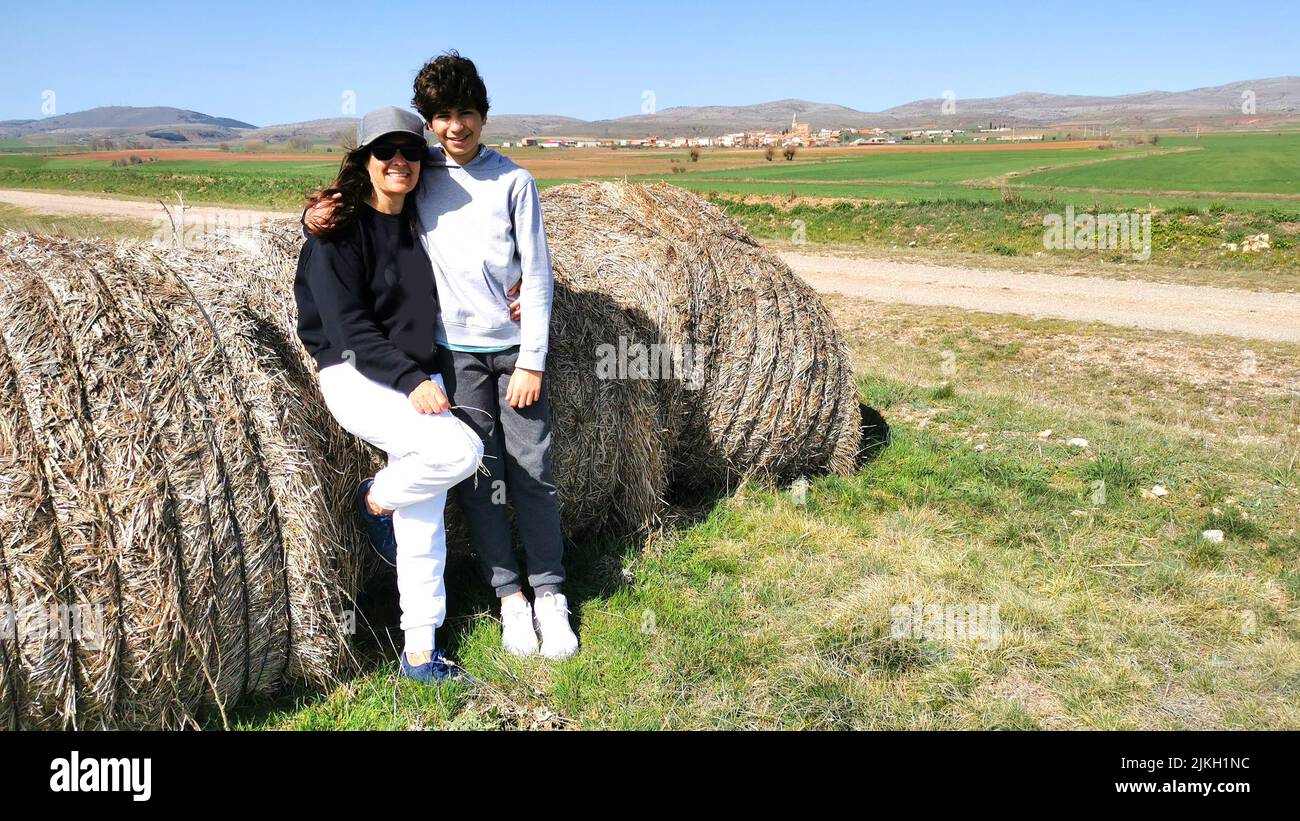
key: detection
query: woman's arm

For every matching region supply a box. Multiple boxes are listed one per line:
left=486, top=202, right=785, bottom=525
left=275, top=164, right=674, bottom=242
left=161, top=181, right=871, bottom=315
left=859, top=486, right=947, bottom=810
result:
left=303, top=239, right=430, bottom=397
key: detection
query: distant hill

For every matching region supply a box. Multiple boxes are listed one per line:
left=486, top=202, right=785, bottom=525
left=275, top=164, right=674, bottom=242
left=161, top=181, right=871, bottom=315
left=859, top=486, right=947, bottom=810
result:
left=538, top=99, right=898, bottom=139
left=241, top=117, right=360, bottom=145
left=487, top=77, right=1300, bottom=137
left=0, top=106, right=257, bottom=145
left=482, top=114, right=591, bottom=140
left=880, top=77, right=1300, bottom=129
left=2, top=78, right=1296, bottom=150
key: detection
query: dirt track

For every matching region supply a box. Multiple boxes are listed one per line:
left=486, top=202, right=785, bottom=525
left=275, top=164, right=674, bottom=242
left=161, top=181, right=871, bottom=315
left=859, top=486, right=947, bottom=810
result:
left=782, top=251, right=1300, bottom=343
left=0, top=189, right=289, bottom=224
left=4, top=188, right=1297, bottom=343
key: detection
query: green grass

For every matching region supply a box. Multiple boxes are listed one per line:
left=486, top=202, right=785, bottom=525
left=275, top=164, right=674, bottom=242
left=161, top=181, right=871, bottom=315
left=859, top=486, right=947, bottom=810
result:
left=707, top=195, right=1300, bottom=288
left=668, top=179, right=1300, bottom=214
left=1017, top=133, right=1300, bottom=196
left=0, top=154, right=337, bottom=208
left=665, top=146, right=1141, bottom=184
left=228, top=300, right=1300, bottom=730
left=0, top=202, right=156, bottom=240
left=627, top=133, right=1300, bottom=213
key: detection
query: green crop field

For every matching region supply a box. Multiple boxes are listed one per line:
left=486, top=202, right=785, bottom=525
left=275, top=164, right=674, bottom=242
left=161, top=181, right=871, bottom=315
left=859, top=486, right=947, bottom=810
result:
left=633, top=133, right=1300, bottom=214
left=663, top=146, right=1145, bottom=185
left=1014, top=133, right=1300, bottom=196
left=0, top=154, right=338, bottom=208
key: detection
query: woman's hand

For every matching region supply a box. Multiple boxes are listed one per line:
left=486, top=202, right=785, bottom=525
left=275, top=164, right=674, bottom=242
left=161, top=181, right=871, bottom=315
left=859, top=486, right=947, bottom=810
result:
left=507, top=278, right=522, bottom=321
left=505, top=367, right=542, bottom=409
left=304, top=192, right=343, bottom=237
left=409, top=379, right=450, bottom=415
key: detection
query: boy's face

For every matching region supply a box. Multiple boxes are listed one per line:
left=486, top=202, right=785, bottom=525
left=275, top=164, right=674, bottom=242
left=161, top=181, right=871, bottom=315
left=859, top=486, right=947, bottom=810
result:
left=427, top=107, right=484, bottom=164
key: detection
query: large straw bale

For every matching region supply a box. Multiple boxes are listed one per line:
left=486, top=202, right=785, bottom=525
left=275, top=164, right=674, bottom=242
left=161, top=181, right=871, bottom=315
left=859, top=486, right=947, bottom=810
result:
left=540, top=182, right=862, bottom=489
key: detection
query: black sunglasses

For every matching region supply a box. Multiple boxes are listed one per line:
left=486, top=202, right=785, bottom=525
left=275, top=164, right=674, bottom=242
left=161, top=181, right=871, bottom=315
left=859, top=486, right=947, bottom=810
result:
left=369, top=141, right=427, bottom=162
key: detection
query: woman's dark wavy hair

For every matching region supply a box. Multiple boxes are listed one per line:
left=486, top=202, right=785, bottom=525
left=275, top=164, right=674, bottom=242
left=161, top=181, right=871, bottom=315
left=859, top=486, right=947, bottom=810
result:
left=307, top=144, right=420, bottom=241
left=412, top=50, right=490, bottom=122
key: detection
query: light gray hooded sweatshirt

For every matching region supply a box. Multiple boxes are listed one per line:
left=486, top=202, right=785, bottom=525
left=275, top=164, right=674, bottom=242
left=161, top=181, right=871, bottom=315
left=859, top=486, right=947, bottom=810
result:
left=415, top=144, right=554, bottom=372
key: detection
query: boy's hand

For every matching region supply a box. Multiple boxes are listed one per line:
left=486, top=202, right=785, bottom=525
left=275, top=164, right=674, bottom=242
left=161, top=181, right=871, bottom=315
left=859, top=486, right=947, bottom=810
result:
left=409, top=379, right=450, bottom=415
left=505, top=367, right=542, bottom=409
left=303, top=192, right=343, bottom=237
left=507, top=278, right=522, bottom=321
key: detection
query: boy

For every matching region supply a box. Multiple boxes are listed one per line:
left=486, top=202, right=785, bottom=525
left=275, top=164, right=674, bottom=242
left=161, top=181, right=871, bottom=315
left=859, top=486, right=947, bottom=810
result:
left=307, top=52, right=577, bottom=659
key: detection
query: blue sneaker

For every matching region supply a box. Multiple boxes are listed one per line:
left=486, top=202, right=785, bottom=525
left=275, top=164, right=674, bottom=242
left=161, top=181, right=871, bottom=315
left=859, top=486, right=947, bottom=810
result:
left=399, top=649, right=471, bottom=684
left=356, top=478, right=397, bottom=567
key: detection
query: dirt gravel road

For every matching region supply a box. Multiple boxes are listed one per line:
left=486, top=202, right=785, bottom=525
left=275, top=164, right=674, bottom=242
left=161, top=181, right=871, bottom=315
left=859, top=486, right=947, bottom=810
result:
left=781, top=251, right=1300, bottom=343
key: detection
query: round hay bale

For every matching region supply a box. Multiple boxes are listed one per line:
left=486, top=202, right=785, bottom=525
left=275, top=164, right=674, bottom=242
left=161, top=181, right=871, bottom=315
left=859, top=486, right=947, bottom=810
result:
left=112, top=242, right=288, bottom=708
left=146, top=240, right=367, bottom=685
left=540, top=181, right=862, bottom=488
left=0, top=248, right=124, bottom=728
left=0, top=322, right=74, bottom=730
left=544, top=280, right=668, bottom=534
left=18, top=237, right=205, bottom=728
left=0, top=232, right=334, bottom=727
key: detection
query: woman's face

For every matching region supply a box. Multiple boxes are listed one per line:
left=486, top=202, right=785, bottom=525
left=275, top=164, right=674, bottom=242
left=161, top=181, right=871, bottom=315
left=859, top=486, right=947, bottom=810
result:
left=366, top=137, right=424, bottom=197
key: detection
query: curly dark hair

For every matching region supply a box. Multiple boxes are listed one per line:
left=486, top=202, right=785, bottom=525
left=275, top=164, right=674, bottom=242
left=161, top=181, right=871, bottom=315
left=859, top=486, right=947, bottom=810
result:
left=412, top=50, right=490, bottom=123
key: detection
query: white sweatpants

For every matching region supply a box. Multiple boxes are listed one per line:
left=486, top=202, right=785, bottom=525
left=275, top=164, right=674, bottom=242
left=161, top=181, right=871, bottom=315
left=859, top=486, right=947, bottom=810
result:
left=317, top=363, right=484, bottom=654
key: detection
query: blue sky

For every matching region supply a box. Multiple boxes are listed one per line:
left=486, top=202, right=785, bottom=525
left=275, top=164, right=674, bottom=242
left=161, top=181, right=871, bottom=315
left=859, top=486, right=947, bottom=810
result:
left=1, top=0, right=1296, bottom=125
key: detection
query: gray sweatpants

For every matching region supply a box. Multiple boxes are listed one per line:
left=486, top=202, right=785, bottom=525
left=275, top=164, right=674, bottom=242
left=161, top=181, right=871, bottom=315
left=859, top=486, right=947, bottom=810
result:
left=436, top=345, right=565, bottom=598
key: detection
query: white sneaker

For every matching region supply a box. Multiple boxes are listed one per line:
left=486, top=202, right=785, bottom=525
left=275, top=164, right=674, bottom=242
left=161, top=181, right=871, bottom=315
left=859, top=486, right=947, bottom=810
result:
left=533, top=592, right=579, bottom=660
left=501, top=596, right=539, bottom=657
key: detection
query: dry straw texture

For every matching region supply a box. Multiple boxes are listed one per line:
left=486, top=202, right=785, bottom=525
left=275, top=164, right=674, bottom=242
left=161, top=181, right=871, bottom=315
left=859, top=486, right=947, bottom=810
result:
left=0, top=231, right=375, bottom=729
left=541, top=182, right=863, bottom=490
left=0, top=182, right=861, bottom=728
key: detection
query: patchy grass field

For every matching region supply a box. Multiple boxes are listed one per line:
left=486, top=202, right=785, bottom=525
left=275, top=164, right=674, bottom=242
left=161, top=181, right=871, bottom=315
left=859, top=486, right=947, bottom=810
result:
left=712, top=196, right=1300, bottom=291
left=1016, top=133, right=1300, bottom=196
left=227, top=301, right=1300, bottom=730
left=0, top=202, right=157, bottom=241
left=668, top=145, right=1131, bottom=185
left=647, top=133, right=1300, bottom=214
left=0, top=154, right=337, bottom=208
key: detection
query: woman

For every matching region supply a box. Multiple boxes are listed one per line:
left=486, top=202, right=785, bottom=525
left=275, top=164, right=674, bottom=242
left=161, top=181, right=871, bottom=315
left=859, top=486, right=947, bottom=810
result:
left=293, top=106, right=483, bottom=684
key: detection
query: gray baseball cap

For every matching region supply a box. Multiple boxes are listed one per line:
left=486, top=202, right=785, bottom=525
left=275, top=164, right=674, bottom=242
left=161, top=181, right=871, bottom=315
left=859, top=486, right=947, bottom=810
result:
left=357, top=106, right=427, bottom=148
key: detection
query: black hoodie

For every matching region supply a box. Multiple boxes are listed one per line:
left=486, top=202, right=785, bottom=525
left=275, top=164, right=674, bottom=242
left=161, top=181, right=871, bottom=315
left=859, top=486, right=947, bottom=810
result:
left=294, top=201, right=439, bottom=396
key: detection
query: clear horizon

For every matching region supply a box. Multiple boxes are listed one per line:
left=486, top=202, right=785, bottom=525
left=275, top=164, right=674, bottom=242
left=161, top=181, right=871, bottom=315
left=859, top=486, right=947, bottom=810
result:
left=1, top=0, right=1297, bottom=126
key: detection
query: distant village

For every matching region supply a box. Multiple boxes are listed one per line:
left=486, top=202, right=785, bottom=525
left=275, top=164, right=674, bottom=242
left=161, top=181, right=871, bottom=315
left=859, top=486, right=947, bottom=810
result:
left=492, top=113, right=1049, bottom=150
